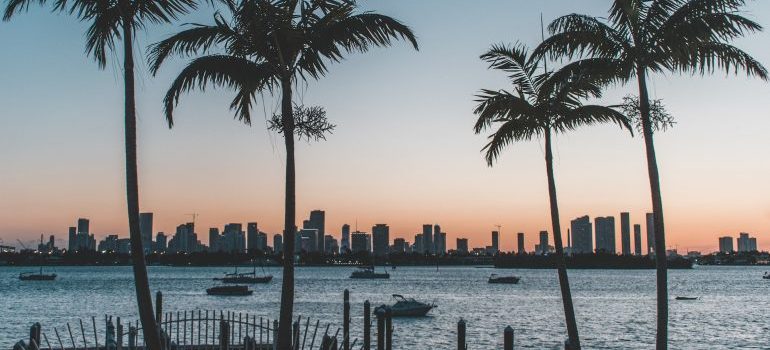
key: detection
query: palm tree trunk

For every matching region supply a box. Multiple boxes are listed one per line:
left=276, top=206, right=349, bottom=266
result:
left=122, top=18, right=162, bottom=350
left=544, top=128, right=581, bottom=350
left=636, top=67, right=668, bottom=350
left=276, top=77, right=296, bottom=350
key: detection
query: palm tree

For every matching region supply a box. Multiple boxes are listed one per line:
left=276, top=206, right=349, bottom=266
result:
left=4, top=0, right=197, bottom=347
left=473, top=43, right=631, bottom=350
left=534, top=1, right=767, bottom=347
left=147, top=0, right=417, bottom=347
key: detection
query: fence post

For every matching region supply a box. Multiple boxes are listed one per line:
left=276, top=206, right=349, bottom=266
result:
left=29, top=323, right=41, bottom=350
left=106, top=318, right=117, bottom=350
left=344, top=289, right=350, bottom=350
left=457, top=319, right=466, bottom=350
left=272, top=320, right=278, bottom=350
left=374, top=307, right=385, bottom=350
left=385, top=308, right=392, bottom=350
left=117, top=317, right=123, bottom=350
left=363, top=301, right=371, bottom=350
left=504, top=326, right=513, bottom=350
left=155, top=291, right=163, bottom=323
left=128, top=326, right=137, bottom=350
left=293, top=320, right=300, bottom=349
left=219, top=320, right=230, bottom=350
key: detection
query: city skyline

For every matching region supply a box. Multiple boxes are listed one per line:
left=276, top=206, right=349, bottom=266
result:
left=1, top=0, right=769, bottom=254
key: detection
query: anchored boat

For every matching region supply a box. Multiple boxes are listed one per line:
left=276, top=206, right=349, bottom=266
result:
left=214, top=263, right=273, bottom=284
left=488, top=274, right=520, bottom=284
left=349, top=266, right=390, bottom=279
left=380, top=294, right=436, bottom=317
left=206, top=285, right=254, bottom=296
left=19, top=267, right=56, bottom=281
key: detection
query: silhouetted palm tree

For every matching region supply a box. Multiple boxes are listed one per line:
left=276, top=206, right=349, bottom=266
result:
left=534, top=1, right=767, bottom=347
left=147, top=0, right=417, bottom=347
left=4, top=0, right=196, bottom=347
left=474, top=43, right=631, bottom=350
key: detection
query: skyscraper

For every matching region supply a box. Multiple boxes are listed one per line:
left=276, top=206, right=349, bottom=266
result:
left=737, top=232, right=757, bottom=252
left=491, top=231, right=499, bottom=254
left=538, top=231, right=549, bottom=254
left=646, top=213, right=655, bottom=254
left=341, top=224, right=350, bottom=252
left=620, top=212, right=630, bottom=255
left=570, top=216, right=593, bottom=254
left=456, top=238, right=468, bottom=254
left=68, top=226, right=77, bottom=251
left=594, top=216, right=616, bottom=254
left=156, top=232, right=167, bottom=252
left=273, top=234, right=283, bottom=253
left=308, top=210, right=326, bottom=252
left=372, top=224, right=390, bottom=257
left=139, top=212, right=153, bottom=254
left=718, top=236, right=734, bottom=253
left=434, top=225, right=445, bottom=254
left=392, top=238, right=407, bottom=253
left=209, top=228, right=220, bottom=252
left=413, top=234, right=423, bottom=254
left=351, top=232, right=370, bottom=253
left=77, top=218, right=90, bottom=234
left=422, top=225, right=433, bottom=254
left=633, top=224, right=642, bottom=255
left=247, top=222, right=259, bottom=252
left=517, top=232, right=525, bottom=254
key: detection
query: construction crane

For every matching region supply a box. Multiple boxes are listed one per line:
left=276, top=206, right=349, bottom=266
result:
left=16, top=239, right=28, bottom=250
left=186, top=213, right=199, bottom=226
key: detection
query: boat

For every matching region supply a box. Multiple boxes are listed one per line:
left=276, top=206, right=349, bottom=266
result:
left=214, top=263, right=273, bottom=284
left=675, top=296, right=698, bottom=301
left=206, top=285, right=253, bottom=296
left=350, top=266, right=390, bottom=279
left=19, top=267, right=57, bottom=281
left=377, top=294, right=436, bottom=317
left=763, top=272, right=770, bottom=280
left=488, top=274, right=520, bottom=284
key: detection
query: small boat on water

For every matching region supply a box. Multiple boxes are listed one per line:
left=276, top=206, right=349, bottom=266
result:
left=488, top=274, right=520, bottom=284
left=19, top=267, right=57, bottom=281
left=675, top=296, right=698, bottom=301
left=206, top=285, right=253, bottom=296
left=350, top=266, right=390, bottom=279
left=763, top=272, right=770, bottom=280
left=378, top=294, right=436, bottom=317
left=214, top=264, right=272, bottom=284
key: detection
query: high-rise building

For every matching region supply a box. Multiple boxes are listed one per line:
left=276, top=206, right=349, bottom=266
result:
left=307, top=210, right=326, bottom=252
left=646, top=213, right=655, bottom=254
left=156, top=232, right=167, bottom=252
left=341, top=224, right=350, bottom=252
left=298, top=229, right=319, bottom=252
left=620, top=212, right=631, bottom=255
left=517, top=232, right=525, bottom=254
left=570, top=216, right=593, bottom=254
left=372, top=224, right=390, bottom=257
left=718, top=236, right=734, bottom=253
left=413, top=234, right=424, bottom=254
left=273, top=234, right=283, bottom=253
left=168, top=222, right=203, bottom=253
left=422, top=225, right=433, bottom=254
left=434, top=225, right=446, bottom=255
left=737, top=232, right=757, bottom=252
left=594, top=216, right=616, bottom=254
left=247, top=222, right=259, bottom=252
left=209, top=228, right=220, bottom=252
left=139, top=212, right=153, bottom=254
left=392, top=238, right=407, bottom=253
left=324, top=235, right=339, bottom=254
left=218, top=223, right=245, bottom=253
left=68, top=226, right=77, bottom=251
left=538, top=231, right=549, bottom=254
left=77, top=218, right=90, bottom=234
left=750, top=237, right=758, bottom=252
left=456, top=238, right=469, bottom=254
left=351, top=232, right=370, bottom=253
left=633, top=224, right=642, bottom=255
left=491, top=231, right=499, bottom=254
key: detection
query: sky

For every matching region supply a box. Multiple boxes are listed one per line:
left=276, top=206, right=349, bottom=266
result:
left=1, top=0, right=769, bottom=253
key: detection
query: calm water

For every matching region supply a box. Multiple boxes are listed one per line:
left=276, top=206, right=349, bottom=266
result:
left=1, top=265, right=768, bottom=349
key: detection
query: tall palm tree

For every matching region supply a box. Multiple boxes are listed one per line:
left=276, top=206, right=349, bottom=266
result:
left=4, top=0, right=197, bottom=347
left=147, top=0, right=417, bottom=347
left=473, top=43, right=632, bottom=350
left=534, top=1, right=767, bottom=347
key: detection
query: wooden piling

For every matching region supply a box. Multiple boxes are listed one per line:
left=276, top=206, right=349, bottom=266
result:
left=343, top=289, right=350, bottom=350
left=503, top=326, right=513, bottom=350
left=155, top=291, right=163, bottom=323
left=363, top=301, right=371, bottom=350
left=128, top=326, right=137, bottom=350
left=457, top=319, right=466, bottom=350
left=385, top=308, right=392, bottom=350
left=29, top=323, right=41, bottom=350
left=219, top=320, right=230, bottom=350
left=375, top=307, right=384, bottom=350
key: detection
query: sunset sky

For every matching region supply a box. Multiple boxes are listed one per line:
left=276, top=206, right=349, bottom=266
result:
left=1, top=0, right=769, bottom=253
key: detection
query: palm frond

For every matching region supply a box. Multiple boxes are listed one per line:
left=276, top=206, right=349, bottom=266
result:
left=2, top=0, right=46, bottom=21
left=148, top=21, right=236, bottom=74
left=669, top=41, right=768, bottom=80
left=133, top=0, right=197, bottom=25
left=554, top=104, right=633, bottom=135
left=537, top=14, right=629, bottom=61
left=83, top=3, right=121, bottom=68
left=163, top=55, right=277, bottom=127
left=481, top=117, right=542, bottom=166
left=609, top=0, right=643, bottom=38
left=480, top=43, right=537, bottom=97
left=473, top=89, right=537, bottom=134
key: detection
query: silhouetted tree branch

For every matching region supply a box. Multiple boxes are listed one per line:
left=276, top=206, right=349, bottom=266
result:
left=269, top=105, right=336, bottom=142
left=620, top=95, right=676, bottom=134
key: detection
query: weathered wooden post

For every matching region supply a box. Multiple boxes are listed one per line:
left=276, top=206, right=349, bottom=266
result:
left=155, top=291, right=163, bottom=323
left=457, top=319, right=466, bottom=350
left=29, top=323, right=41, bottom=350
left=272, top=320, right=278, bottom=350
left=128, top=326, right=137, bottom=350
left=106, top=318, right=117, bottom=350
left=363, top=301, right=371, bottom=350
left=343, top=289, right=350, bottom=350
left=116, top=317, right=123, bottom=350
left=503, top=326, right=513, bottom=350
left=293, top=320, right=300, bottom=349
left=385, top=307, right=392, bottom=350
left=374, top=307, right=385, bottom=350
left=219, top=320, right=230, bottom=350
